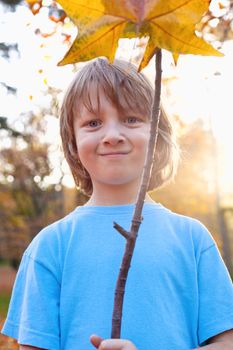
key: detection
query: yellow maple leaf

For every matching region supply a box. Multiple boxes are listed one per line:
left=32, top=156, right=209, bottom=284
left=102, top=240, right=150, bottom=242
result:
left=57, top=0, right=223, bottom=70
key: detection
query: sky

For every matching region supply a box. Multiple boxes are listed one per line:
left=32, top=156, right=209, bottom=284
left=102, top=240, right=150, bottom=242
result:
left=0, top=1, right=233, bottom=199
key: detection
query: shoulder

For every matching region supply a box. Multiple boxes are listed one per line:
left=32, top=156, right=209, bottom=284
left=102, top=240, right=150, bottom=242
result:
left=23, top=207, right=84, bottom=270
left=172, top=210, right=214, bottom=247
left=150, top=203, right=216, bottom=253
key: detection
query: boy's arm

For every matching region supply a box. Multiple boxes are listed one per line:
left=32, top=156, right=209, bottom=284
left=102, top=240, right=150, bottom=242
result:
left=19, top=331, right=233, bottom=350
left=193, top=329, right=233, bottom=349
left=19, top=345, right=45, bottom=349
left=89, top=330, right=233, bottom=350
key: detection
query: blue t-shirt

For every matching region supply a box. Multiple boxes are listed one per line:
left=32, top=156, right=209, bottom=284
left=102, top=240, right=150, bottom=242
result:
left=1, top=203, right=233, bottom=349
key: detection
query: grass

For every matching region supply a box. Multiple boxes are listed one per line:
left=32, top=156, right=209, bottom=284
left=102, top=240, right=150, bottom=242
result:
left=0, top=261, right=10, bottom=267
left=0, top=293, right=10, bottom=319
left=0, top=293, right=19, bottom=350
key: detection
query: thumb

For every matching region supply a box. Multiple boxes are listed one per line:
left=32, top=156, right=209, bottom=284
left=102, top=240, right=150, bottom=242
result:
left=90, top=334, right=104, bottom=349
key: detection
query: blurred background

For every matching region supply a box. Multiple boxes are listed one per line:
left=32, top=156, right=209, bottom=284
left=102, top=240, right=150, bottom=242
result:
left=0, top=0, right=233, bottom=347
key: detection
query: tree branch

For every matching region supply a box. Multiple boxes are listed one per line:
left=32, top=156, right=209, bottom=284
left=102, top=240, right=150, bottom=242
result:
left=113, top=222, right=130, bottom=240
left=111, top=49, right=162, bottom=338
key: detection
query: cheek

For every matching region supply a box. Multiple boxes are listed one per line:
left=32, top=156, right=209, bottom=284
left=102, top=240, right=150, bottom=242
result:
left=136, top=132, right=150, bottom=163
left=136, top=130, right=150, bottom=151
left=75, top=134, right=97, bottom=164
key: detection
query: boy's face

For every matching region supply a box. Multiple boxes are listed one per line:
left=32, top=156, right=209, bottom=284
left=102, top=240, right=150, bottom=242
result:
left=73, top=86, right=150, bottom=196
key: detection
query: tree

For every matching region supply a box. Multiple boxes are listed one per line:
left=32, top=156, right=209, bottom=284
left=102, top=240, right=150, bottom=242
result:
left=152, top=118, right=233, bottom=275
left=0, top=0, right=73, bottom=267
left=0, top=113, right=64, bottom=267
left=0, top=0, right=21, bottom=94
left=198, top=0, right=233, bottom=43
left=153, top=120, right=219, bottom=240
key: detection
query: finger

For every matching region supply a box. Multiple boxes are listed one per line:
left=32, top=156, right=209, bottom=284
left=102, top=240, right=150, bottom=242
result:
left=90, top=334, right=104, bottom=349
left=99, top=339, right=136, bottom=350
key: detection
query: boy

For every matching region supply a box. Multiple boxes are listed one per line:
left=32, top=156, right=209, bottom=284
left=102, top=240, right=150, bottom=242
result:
left=1, top=58, right=233, bottom=349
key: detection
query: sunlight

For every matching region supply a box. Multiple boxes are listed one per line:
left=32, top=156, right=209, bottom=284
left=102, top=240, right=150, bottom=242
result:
left=1, top=2, right=232, bottom=196
left=158, top=41, right=233, bottom=196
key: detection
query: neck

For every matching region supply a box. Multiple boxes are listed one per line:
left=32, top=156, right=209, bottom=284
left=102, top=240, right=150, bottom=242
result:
left=85, top=183, right=154, bottom=206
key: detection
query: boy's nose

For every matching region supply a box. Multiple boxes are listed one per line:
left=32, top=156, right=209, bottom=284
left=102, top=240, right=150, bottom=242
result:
left=102, top=124, right=125, bottom=145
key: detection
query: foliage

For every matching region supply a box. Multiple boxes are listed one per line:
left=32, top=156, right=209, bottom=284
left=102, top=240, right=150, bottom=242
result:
left=21, top=1, right=233, bottom=42
left=0, top=0, right=22, bottom=10
left=198, top=1, right=233, bottom=42
left=0, top=279, right=18, bottom=349
left=54, top=0, right=222, bottom=69
left=0, top=43, right=19, bottom=60
left=151, top=119, right=232, bottom=254
left=0, top=114, right=64, bottom=266
left=0, top=3, right=69, bottom=266
left=0, top=294, right=11, bottom=319
left=0, top=326, right=18, bottom=350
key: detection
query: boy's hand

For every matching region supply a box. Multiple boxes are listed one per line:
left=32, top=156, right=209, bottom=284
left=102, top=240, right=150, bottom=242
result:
left=90, top=334, right=138, bottom=350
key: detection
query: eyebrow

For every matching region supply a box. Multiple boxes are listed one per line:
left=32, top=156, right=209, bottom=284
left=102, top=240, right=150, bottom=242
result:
left=120, top=107, right=149, bottom=119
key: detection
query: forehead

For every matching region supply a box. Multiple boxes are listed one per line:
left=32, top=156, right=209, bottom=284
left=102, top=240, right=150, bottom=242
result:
left=79, top=86, right=138, bottom=117
left=75, top=78, right=151, bottom=118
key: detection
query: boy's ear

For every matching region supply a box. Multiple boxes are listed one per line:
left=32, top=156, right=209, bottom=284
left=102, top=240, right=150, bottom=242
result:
left=68, top=142, right=78, bottom=157
left=68, top=143, right=74, bottom=154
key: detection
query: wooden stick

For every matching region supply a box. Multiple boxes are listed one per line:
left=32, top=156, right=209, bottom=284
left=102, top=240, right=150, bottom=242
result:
left=111, top=49, right=162, bottom=338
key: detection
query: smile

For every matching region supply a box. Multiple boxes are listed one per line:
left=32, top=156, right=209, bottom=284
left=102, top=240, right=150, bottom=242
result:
left=99, top=152, right=129, bottom=157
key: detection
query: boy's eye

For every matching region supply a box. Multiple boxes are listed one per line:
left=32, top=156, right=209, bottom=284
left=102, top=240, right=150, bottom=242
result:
left=124, top=116, right=140, bottom=124
left=87, top=120, right=102, bottom=127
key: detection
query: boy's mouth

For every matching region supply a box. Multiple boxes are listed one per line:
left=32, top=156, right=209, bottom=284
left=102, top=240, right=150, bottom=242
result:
left=99, top=152, right=130, bottom=158
left=100, top=152, right=128, bottom=155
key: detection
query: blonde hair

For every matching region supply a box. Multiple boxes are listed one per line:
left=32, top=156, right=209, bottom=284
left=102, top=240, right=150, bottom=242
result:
left=60, top=58, right=179, bottom=195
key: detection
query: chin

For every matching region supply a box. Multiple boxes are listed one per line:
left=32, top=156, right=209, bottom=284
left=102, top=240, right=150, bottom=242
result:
left=101, top=177, right=141, bottom=187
